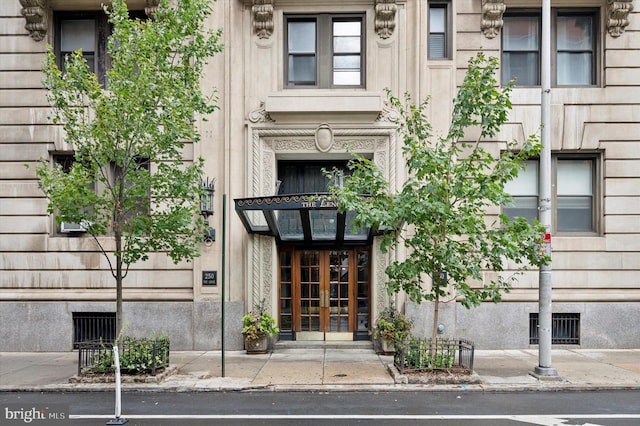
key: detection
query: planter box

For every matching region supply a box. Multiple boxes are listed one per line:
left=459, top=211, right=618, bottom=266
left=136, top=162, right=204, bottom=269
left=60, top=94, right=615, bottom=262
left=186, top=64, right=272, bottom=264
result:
left=374, top=337, right=395, bottom=355
left=245, top=335, right=269, bottom=354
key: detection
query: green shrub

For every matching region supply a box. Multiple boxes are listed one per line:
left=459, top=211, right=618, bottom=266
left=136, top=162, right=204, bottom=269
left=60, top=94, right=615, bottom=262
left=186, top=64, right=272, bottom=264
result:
left=83, top=335, right=169, bottom=375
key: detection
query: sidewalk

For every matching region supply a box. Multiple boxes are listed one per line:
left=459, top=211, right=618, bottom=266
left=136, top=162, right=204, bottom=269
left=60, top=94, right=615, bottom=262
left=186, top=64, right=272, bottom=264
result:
left=1, top=346, right=639, bottom=392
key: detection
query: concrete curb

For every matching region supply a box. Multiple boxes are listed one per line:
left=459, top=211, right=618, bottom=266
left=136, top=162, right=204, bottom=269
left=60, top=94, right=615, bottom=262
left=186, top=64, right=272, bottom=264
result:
left=2, top=382, right=640, bottom=393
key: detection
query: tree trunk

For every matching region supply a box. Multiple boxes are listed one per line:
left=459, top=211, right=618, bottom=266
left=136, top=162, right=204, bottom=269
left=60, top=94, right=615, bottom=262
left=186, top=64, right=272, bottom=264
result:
left=430, top=292, right=440, bottom=357
left=115, top=228, right=123, bottom=347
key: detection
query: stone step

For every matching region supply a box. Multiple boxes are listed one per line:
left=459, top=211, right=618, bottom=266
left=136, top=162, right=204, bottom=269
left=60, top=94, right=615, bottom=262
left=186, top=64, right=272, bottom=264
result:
left=275, top=340, right=374, bottom=350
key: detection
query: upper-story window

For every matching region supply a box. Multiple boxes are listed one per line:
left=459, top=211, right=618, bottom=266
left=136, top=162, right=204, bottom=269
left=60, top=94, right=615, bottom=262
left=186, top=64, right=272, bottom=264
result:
left=54, top=10, right=146, bottom=88
left=502, top=9, right=598, bottom=87
left=428, top=1, right=451, bottom=60
left=285, top=14, right=364, bottom=89
left=55, top=11, right=109, bottom=86
left=503, top=154, right=600, bottom=235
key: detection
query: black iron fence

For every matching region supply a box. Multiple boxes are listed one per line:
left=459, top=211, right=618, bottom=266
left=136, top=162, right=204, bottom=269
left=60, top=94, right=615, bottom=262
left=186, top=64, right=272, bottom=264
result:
left=394, top=338, right=475, bottom=374
left=77, top=336, right=170, bottom=376
left=72, top=312, right=116, bottom=349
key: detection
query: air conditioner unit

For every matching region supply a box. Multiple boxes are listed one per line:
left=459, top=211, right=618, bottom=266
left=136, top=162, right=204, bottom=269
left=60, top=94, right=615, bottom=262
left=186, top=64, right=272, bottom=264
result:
left=60, top=222, right=88, bottom=233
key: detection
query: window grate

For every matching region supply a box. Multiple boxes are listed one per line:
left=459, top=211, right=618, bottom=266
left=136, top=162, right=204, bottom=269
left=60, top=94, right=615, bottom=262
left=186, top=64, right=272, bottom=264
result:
left=529, top=313, right=580, bottom=345
left=72, top=312, right=116, bottom=348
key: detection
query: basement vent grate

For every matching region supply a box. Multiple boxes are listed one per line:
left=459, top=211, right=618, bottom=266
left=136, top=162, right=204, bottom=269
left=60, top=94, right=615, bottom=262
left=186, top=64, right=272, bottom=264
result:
left=529, top=313, right=580, bottom=345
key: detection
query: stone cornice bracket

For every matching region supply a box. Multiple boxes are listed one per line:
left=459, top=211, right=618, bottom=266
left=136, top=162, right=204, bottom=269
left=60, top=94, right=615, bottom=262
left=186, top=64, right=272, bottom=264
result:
left=376, top=101, right=400, bottom=123
left=145, top=0, right=160, bottom=19
left=481, top=0, right=506, bottom=39
left=19, top=0, right=48, bottom=41
left=607, top=0, right=634, bottom=37
left=252, top=0, right=274, bottom=39
left=248, top=102, right=275, bottom=123
left=375, top=0, right=397, bottom=39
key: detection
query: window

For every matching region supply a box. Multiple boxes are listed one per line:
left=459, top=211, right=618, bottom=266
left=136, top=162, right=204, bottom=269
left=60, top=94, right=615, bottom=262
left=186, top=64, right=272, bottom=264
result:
left=111, top=157, right=151, bottom=221
left=53, top=153, right=95, bottom=234
left=277, top=161, right=350, bottom=194
left=504, top=155, right=599, bottom=234
left=55, top=12, right=109, bottom=86
left=428, top=1, right=451, bottom=60
left=502, top=9, right=598, bottom=86
left=285, top=14, right=364, bottom=88
left=54, top=10, right=146, bottom=87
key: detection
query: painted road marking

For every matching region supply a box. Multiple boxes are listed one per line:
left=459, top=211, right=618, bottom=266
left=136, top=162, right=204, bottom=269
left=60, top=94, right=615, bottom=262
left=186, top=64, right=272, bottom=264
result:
left=70, top=413, right=640, bottom=422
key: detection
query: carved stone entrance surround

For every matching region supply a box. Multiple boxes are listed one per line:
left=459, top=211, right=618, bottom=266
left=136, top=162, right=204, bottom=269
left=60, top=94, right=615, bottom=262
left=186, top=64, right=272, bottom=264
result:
left=244, top=114, right=399, bottom=319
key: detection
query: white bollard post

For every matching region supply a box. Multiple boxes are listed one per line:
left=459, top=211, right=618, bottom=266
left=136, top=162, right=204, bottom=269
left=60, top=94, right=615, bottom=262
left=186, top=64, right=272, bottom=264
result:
left=106, top=345, right=128, bottom=425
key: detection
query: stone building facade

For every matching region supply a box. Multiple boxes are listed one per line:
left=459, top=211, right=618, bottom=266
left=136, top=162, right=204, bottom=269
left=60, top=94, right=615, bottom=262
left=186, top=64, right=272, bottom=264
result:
left=1, top=0, right=639, bottom=351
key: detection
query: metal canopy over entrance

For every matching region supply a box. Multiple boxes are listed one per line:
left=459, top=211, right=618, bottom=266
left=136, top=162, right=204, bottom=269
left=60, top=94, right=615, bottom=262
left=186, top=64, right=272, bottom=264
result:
left=234, top=193, right=383, bottom=247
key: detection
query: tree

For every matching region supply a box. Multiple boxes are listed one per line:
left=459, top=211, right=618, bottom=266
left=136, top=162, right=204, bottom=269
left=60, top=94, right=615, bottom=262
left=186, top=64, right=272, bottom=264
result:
left=36, top=0, right=223, bottom=339
left=329, top=53, right=550, bottom=345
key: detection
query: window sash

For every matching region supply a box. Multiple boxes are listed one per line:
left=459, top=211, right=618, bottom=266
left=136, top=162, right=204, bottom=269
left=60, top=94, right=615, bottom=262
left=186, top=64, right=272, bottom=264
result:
left=502, top=9, right=596, bottom=87
left=503, top=156, right=598, bottom=234
left=428, top=2, right=449, bottom=59
left=285, top=14, right=364, bottom=88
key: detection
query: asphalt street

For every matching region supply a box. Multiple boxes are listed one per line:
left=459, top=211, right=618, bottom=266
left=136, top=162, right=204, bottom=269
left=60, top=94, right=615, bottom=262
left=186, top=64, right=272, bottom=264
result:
left=2, top=390, right=640, bottom=425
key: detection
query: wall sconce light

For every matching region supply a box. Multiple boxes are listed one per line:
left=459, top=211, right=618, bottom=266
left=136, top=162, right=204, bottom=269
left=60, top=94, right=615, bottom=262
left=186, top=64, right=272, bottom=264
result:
left=200, top=177, right=215, bottom=219
left=200, top=177, right=216, bottom=244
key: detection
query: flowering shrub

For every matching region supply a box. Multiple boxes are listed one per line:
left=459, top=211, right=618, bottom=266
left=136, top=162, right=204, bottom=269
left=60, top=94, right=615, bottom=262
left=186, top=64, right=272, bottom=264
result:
left=242, top=300, right=279, bottom=342
left=373, top=306, right=413, bottom=343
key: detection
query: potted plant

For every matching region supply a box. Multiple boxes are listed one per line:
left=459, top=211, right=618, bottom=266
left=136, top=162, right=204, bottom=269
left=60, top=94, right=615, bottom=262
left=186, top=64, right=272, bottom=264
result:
left=242, top=299, right=279, bottom=354
left=373, top=306, right=413, bottom=354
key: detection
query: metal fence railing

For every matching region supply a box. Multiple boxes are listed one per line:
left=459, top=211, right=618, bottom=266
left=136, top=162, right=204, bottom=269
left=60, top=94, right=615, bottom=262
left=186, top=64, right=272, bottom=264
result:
left=77, top=337, right=170, bottom=376
left=72, top=313, right=116, bottom=349
left=394, top=338, right=475, bottom=374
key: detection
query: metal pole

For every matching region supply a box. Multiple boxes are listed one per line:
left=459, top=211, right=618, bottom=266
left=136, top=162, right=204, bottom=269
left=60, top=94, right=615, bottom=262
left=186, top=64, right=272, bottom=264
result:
left=535, top=0, right=558, bottom=378
left=106, top=345, right=128, bottom=425
left=221, top=193, right=227, bottom=377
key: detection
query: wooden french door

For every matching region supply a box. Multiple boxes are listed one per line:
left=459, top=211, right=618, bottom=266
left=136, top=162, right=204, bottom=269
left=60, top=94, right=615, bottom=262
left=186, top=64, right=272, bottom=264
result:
left=279, top=248, right=370, bottom=341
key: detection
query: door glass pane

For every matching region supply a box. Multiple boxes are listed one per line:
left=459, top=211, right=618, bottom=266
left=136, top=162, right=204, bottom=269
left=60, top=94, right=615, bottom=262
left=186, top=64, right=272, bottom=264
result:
left=300, top=251, right=321, bottom=332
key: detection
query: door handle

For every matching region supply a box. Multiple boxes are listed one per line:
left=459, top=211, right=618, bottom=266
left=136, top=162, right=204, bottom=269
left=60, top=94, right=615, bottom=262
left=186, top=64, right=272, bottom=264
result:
left=320, top=290, right=329, bottom=308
